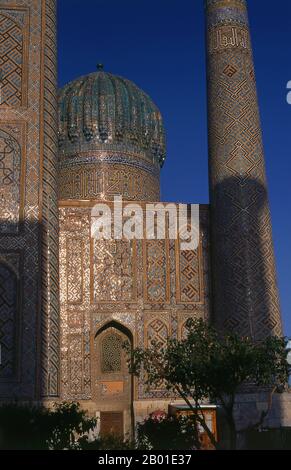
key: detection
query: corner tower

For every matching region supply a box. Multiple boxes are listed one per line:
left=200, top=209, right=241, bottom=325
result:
left=0, top=1, right=59, bottom=398
left=205, top=0, right=282, bottom=338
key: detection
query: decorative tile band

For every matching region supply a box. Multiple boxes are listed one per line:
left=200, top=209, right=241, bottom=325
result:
left=206, top=1, right=248, bottom=28
left=39, top=0, right=60, bottom=398
left=0, top=5, right=29, bottom=107
left=59, top=162, right=160, bottom=201
left=206, top=0, right=246, bottom=8
left=208, top=25, right=250, bottom=53
left=0, top=121, right=26, bottom=234
left=60, top=153, right=160, bottom=179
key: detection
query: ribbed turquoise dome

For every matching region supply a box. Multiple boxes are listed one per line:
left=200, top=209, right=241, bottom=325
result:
left=58, top=69, right=166, bottom=167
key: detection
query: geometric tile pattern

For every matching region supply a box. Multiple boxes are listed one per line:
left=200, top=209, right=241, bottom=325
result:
left=0, top=1, right=40, bottom=400
left=0, top=262, right=17, bottom=379
left=145, top=318, right=169, bottom=392
left=92, top=239, right=135, bottom=302
left=0, top=122, right=25, bottom=234
left=59, top=202, right=211, bottom=401
left=38, top=0, right=60, bottom=398
left=0, top=10, right=28, bottom=107
left=59, top=207, right=91, bottom=400
left=206, top=0, right=282, bottom=339
left=68, top=334, right=83, bottom=395
left=176, top=247, right=201, bottom=303
left=223, top=64, right=237, bottom=77
left=144, top=240, right=169, bottom=303
left=0, top=1, right=59, bottom=400
left=101, top=332, right=122, bottom=373
left=146, top=318, right=168, bottom=349
left=37, top=0, right=60, bottom=398
left=66, top=238, right=83, bottom=304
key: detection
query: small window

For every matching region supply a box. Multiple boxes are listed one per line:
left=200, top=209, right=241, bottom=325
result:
left=101, top=332, right=122, bottom=373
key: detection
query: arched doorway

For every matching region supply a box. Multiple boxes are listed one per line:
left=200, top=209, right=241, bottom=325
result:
left=93, top=321, right=133, bottom=438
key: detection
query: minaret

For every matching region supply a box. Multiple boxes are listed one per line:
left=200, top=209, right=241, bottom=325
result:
left=205, top=0, right=282, bottom=339
left=0, top=0, right=59, bottom=398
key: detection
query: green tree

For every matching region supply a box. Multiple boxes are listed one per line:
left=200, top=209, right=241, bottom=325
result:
left=0, top=403, right=51, bottom=449
left=125, top=319, right=288, bottom=450
left=47, top=402, right=97, bottom=450
left=0, top=402, right=96, bottom=450
left=136, top=412, right=199, bottom=450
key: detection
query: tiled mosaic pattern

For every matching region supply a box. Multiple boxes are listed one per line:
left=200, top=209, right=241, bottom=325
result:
left=39, top=0, right=60, bottom=398
left=0, top=1, right=59, bottom=399
left=0, top=6, right=29, bottom=107
left=144, top=240, right=170, bottom=303
left=58, top=71, right=165, bottom=166
left=91, top=239, right=136, bottom=303
left=58, top=71, right=165, bottom=201
left=146, top=318, right=169, bottom=349
left=101, top=332, right=122, bottom=373
left=59, top=160, right=160, bottom=202
left=0, top=121, right=26, bottom=234
left=59, top=203, right=210, bottom=400
left=176, top=247, right=202, bottom=304
left=66, top=238, right=84, bottom=304
left=206, top=0, right=282, bottom=339
left=206, top=0, right=248, bottom=28
left=0, top=258, right=19, bottom=379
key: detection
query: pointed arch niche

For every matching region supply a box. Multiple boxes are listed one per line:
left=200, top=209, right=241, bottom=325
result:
left=92, top=320, right=134, bottom=438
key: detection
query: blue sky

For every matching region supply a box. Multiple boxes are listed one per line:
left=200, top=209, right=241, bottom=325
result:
left=58, top=0, right=291, bottom=335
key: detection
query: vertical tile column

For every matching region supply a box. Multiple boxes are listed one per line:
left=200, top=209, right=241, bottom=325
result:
left=205, top=0, right=282, bottom=339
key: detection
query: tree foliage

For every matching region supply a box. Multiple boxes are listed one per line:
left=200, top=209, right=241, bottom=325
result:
left=126, top=318, right=288, bottom=449
left=136, top=412, right=199, bottom=450
left=47, top=402, right=97, bottom=450
left=0, top=402, right=96, bottom=450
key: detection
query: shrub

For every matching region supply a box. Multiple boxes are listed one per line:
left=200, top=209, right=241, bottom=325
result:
left=0, top=403, right=50, bottom=450
left=0, top=402, right=96, bottom=450
left=79, top=434, right=135, bottom=450
left=136, top=412, right=197, bottom=450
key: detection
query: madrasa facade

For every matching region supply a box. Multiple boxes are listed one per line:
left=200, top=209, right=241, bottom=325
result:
left=0, top=0, right=286, bottom=437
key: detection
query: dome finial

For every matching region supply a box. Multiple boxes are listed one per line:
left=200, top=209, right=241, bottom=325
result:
left=97, top=63, right=104, bottom=71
